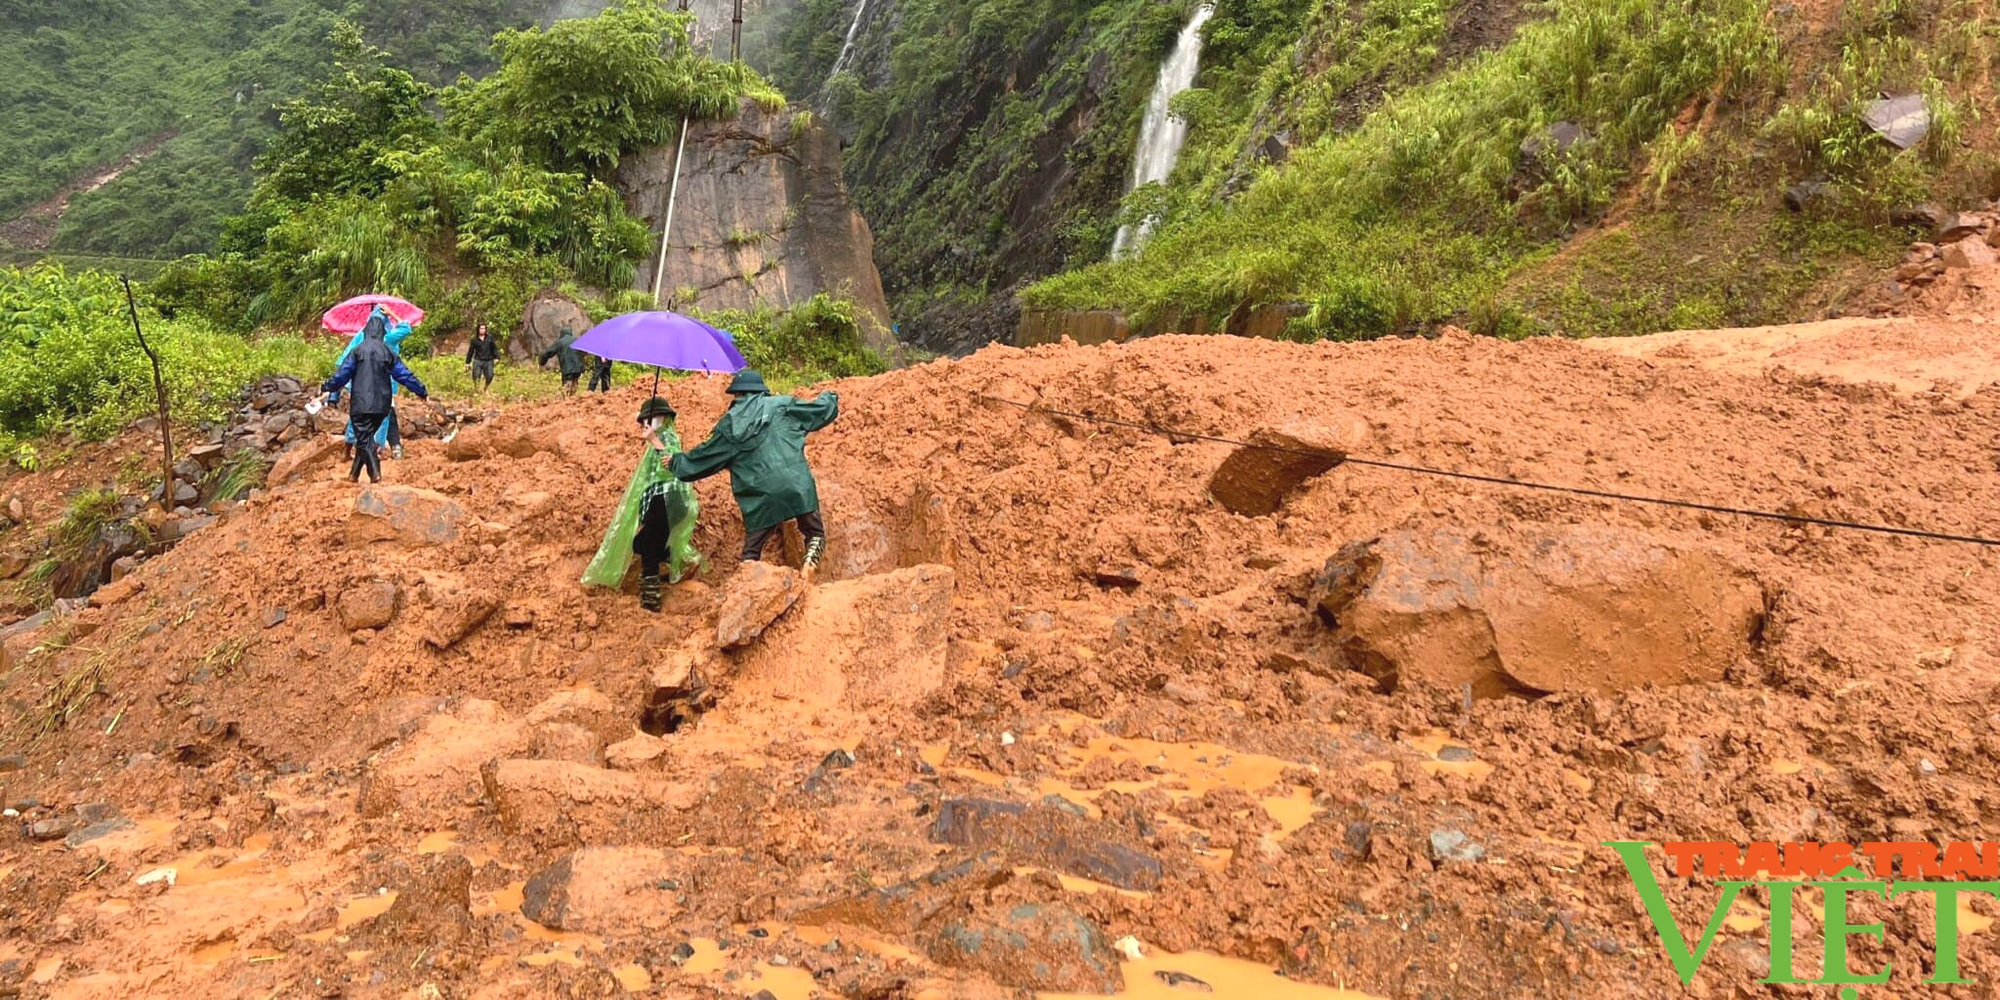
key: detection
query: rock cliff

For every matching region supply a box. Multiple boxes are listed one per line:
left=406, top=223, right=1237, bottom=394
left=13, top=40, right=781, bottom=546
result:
left=616, top=100, right=895, bottom=352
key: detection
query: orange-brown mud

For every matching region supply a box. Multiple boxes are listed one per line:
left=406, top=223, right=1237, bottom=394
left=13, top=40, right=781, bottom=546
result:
left=3, top=318, right=2000, bottom=998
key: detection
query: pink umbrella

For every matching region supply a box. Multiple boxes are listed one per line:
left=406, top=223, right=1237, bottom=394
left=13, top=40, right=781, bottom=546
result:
left=321, top=294, right=425, bottom=333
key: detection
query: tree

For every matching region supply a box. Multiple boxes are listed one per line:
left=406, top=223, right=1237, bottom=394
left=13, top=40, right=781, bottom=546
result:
left=253, top=21, right=438, bottom=205
left=444, top=0, right=778, bottom=177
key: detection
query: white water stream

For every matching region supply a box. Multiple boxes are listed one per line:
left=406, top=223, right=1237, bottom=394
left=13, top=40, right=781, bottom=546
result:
left=1110, top=3, right=1214, bottom=259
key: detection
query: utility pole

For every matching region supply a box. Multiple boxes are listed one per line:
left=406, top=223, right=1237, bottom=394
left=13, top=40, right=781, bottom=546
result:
left=731, top=0, right=743, bottom=61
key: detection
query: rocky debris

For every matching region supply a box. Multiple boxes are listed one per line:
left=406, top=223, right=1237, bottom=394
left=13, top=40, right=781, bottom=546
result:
left=1784, top=180, right=1834, bottom=213
left=794, top=855, right=1012, bottom=937
left=348, top=486, right=469, bottom=548
left=25, top=815, right=79, bottom=841
left=337, top=580, right=401, bottom=631
left=267, top=435, right=345, bottom=487
left=532, top=722, right=605, bottom=765
left=715, top=563, right=806, bottom=650
left=361, top=855, right=476, bottom=948
left=730, top=565, right=955, bottom=709
left=640, top=647, right=716, bottom=736
left=51, top=520, right=144, bottom=600
left=525, top=685, right=615, bottom=723
left=1892, top=202, right=1950, bottom=233
left=482, top=759, right=701, bottom=849
left=1429, top=829, right=1486, bottom=863
left=444, top=422, right=553, bottom=463
left=520, top=847, right=681, bottom=933
left=1316, top=527, right=1765, bottom=697
left=1206, top=413, right=1370, bottom=516
left=605, top=733, right=669, bottom=771
left=922, top=901, right=1122, bottom=993
left=357, top=700, right=529, bottom=818
left=931, top=797, right=1163, bottom=891
left=1092, top=563, right=1142, bottom=591
left=422, top=589, right=501, bottom=650
left=1156, top=970, right=1213, bottom=991
left=0, top=755, right=24, bottom=773
left=261, top=606, right=287, bottom=629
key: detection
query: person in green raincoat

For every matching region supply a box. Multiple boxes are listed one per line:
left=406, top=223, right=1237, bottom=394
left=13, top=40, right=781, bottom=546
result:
left=670, top=369, right=839, bottom=576
left=582, top=396, right=701, bottom=611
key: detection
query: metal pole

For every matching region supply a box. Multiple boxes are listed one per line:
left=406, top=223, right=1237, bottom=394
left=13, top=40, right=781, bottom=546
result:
left=731, top=0, right=743, bottom=61
left=651, top=115, right=692, bottom=308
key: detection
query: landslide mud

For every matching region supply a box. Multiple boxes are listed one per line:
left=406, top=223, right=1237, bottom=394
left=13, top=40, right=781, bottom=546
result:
left=2, top=326, right=1999, bottom=998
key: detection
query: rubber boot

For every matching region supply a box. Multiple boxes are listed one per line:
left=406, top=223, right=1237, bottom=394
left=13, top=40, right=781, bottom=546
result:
left=362, top=444, right=383, bottom=484
left=639, top=574, right=662, bottom=612
left=801, top=535, right=826, bottom=582
left=348, top=448, right=366, bottom=483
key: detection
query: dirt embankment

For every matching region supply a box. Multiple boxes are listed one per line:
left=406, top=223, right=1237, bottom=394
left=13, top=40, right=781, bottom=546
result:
left=1, top=325, right=1999, bottom=999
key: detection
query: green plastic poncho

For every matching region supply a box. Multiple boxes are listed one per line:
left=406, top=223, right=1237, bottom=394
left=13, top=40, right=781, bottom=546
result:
left=669, top=391, right=839, bottom=533
left=582, top=425, right=701, bottom=587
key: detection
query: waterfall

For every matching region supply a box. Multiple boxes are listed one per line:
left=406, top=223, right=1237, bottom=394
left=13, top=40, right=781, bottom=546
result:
left=825, top=0, right=871, bottom=84
left=1110, top=4, right=1214, bottom=259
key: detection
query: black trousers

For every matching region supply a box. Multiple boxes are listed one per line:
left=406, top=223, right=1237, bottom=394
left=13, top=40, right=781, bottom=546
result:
left=589, top=363, right=613, bottom=392
left=742, top=510, right=824, bottom=562
left=471, top=359, right=495, bottom=387
left=634, top=494, right=672, bottom=577
left=349, top=412, right=387, bottom=482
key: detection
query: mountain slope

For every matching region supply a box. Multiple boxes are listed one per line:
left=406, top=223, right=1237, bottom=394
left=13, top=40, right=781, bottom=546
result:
left=0, top=0, right=545, bottom=258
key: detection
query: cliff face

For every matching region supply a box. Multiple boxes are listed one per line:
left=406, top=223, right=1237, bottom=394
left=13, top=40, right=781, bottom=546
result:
left=616, top=100, right=894, bottom=351
left=754, top=0, right=1184, bottom=355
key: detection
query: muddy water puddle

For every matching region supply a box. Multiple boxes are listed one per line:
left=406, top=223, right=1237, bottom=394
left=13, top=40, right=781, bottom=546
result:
left=1041, top=946, right=1385, bottom=999
left=930, top=713, right=1324, bottom=837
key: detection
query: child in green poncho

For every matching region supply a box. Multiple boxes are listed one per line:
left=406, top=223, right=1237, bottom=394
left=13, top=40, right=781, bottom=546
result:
left=582, top=396, right=701, bottom=611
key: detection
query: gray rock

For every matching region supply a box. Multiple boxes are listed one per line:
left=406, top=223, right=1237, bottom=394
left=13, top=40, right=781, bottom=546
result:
left=1430, top=828, right=1486, bottom=863
left=0, top=754, right=24, bottom=773
left=65, top=817, right=135, bottom=847
left=923, top=902, right=1121, bottom=993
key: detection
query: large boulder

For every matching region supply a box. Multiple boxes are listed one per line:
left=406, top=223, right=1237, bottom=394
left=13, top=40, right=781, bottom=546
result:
left=512, top=291, right=592, bottom=364
left=357, top=700, right=530, bottom=819
left=731, top=564, right=955, bottom=709
left=1207, top=413, right=1370, bottom=516
left=520, top=847, right=682, bottom=933
left=715, top=562, right=806, bottom=650
left=348, top=486, right=469, bottom=548
left=1316, top=528, right=1766, bottom=696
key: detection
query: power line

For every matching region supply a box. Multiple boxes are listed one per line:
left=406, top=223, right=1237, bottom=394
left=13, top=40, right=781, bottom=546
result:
left=979, top=394, right=2000, bottom=549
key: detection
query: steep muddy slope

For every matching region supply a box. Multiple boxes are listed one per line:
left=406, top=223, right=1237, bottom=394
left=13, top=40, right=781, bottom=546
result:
left=3, top=329, right=1999, bottom=996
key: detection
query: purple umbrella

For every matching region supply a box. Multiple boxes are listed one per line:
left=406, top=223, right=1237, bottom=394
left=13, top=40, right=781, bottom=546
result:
left=573, top=311, right=747, bottom=376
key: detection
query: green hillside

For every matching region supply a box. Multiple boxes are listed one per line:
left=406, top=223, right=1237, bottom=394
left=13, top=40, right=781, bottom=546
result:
left=0, top=0, right=543, bottom=257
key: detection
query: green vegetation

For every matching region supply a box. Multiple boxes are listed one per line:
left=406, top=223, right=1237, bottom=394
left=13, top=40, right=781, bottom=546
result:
left=1027, top=0, right=1998, bottom=339
left=0, top=0, right=546, bottom=257
left=781, top=0, right=1191, bottom=326
left=146, top=2, right=779, bottom=336
left=698, top=293, right=888, bottom=388
left=0, top=264, right=326, bottom=440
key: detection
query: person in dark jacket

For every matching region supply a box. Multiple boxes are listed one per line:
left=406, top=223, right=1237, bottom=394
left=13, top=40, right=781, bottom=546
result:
left=465, top=324, right=498, bottom=390
left=322, top=315, right=430, bottom=483
left=669, top=369, right=838, bottom=577
left=539, top=327, right=585, bottom=396
left=588, top=353, right=614, bottom=393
